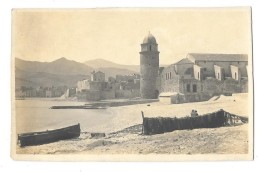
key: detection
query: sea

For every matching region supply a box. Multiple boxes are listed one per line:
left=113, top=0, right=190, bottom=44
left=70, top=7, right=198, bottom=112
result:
left=15, top=99, right=117, bottom=134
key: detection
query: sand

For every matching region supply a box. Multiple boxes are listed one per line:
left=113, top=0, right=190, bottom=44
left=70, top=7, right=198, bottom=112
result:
left=16, top=93, right=250, bottom=154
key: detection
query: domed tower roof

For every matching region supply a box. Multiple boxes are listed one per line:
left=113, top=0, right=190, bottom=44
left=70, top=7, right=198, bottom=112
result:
left=143, top=33, right=157, bottom=44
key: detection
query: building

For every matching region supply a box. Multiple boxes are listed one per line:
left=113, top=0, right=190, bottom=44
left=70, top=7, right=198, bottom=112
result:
left=139, top=33, right=160, bottom=99
left=160, top=53, right=248, bottom=103
left=76, top=70, right=142, bottom=101
left=76, top=79, right=90, bottom=92
left=45, top=90, right=53, bottom=98
left=64, top=88, right=76, bottom=98
left=76, top=71, right=117, bottom=101
left=115, top=74, right=140, bottom=83
left=108, top=76, right=116, bottom=83
left=136, top=33, right=249, bottom=103
left=91, top=71, right=105, bottom=82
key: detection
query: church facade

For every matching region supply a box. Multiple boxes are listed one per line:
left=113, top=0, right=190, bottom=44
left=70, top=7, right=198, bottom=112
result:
left=139, top=33, right=248, bottom=103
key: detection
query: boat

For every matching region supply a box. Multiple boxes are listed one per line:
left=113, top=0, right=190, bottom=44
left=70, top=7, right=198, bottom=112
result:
left=17, top=123, right=81, bottom=147
left=50, top=105, right=107, bottom=109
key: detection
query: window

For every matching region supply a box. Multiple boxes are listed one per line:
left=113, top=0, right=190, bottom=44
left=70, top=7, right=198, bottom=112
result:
left=170, top=72, right=172, bottom=79
left=187, top=84, right=190, bottom=92
left=235, top=72, right=237, bottom=80
left=193, top=84, right=197, bottom=92
left=149, top=45, right=152, bottom=51
left=198, top=72, right=200, bottom=80
left=218, top=73, right=220, bottom=79
left=185, top=68, right=192, bottom=74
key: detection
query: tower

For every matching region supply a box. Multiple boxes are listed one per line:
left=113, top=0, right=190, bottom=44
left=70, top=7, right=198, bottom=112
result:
left=139, top=33, right=160, bottom=99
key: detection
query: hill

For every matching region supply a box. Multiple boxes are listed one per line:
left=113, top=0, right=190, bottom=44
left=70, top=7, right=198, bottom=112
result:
left=15, top=67, right=90, bottom=88
left=16, top=57, right=94, bottom=75
left=15, top=57, right=93, bottom=88
left=15, top=57, right=142, bottom=88
left=84, top=59, right=140, bottom=73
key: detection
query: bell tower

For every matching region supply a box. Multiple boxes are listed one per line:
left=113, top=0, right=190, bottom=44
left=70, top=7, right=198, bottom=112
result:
left=139, top=33, right=160, bottom=99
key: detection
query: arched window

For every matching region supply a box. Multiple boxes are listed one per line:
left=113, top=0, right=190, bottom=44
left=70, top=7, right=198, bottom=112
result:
left=149, top=45, right=152, bottom=51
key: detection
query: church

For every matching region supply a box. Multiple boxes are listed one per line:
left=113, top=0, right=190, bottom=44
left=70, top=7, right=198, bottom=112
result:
left=139, top=33, right=248, bottom=104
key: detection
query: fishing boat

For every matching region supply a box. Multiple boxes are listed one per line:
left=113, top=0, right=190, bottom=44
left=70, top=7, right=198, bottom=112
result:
left=17, top=123, right=81, bottom=147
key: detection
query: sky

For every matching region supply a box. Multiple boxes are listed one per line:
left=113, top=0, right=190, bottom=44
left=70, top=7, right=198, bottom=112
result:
left=12, top=8, right=251, bottom=65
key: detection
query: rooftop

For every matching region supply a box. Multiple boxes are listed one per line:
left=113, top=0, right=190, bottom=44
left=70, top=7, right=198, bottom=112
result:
left=187, top=53, right=248, bottom=62
left=173, top=58, right=193, bottom=65
left=143, top=33, right=157, bottom=44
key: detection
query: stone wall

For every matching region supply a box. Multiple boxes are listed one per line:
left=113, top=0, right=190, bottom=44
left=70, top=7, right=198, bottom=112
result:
left=179, top=78, right=202, bottom=94
left=160, top=76, right=248, bottom=104
left=78, top=89, right=118, bottom=101
left=100, top=90, right=116, bottom=99
left=115, top=89, right=140, bottom=99
left=160, top=75, right=180, bottom=93
left=241, top=78, right=248, bottom=93
left=77, top=90, right=101, bottom=101
left=89, top=81, right=107, bottom=90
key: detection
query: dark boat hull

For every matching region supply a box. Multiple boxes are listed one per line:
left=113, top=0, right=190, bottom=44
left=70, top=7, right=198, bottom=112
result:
left=18, top=124, right=81, bottom=147
left=50, top=106, right=107, bottom=109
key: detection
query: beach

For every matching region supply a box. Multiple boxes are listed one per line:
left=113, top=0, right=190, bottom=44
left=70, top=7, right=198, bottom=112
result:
left=16, top=93, right=249, bottom=154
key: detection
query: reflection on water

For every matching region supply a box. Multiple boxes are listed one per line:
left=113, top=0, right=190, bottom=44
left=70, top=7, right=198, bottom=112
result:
left=15, top=99, right=115, bottom=133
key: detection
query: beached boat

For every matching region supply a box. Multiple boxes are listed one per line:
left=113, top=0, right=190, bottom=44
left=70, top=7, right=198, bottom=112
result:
left=17, top=123, right=81, bottom=147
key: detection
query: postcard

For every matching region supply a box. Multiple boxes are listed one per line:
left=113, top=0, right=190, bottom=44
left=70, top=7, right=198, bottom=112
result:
left=11, top=8, right=253, bottom=161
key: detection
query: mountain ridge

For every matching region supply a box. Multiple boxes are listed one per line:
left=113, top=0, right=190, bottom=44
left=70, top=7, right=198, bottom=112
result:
left=84, top=59, right=140, bottom=73
left=15, top=57, right=141, bottom=88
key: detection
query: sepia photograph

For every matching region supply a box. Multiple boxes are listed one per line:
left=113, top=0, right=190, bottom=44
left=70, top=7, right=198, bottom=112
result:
left=11, top=8, right=253, bottom=161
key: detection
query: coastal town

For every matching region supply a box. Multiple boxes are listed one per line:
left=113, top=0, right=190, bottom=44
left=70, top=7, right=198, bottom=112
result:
left=16, top=33, right=248, bottom=106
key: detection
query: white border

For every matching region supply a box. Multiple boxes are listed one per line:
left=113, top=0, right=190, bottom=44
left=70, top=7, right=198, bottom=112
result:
left=1, top=0, right=259, bottom=172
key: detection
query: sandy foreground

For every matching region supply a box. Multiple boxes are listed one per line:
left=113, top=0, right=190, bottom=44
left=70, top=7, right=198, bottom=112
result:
left=16, top=93, right=250, bottom=154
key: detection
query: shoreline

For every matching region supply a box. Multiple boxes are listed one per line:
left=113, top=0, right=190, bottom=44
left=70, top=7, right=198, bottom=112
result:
left=15, top=93, right=250, bottom=154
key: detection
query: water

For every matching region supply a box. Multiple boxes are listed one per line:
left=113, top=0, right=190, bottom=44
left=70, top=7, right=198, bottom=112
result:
left=15, top=99, right=117, bottom=133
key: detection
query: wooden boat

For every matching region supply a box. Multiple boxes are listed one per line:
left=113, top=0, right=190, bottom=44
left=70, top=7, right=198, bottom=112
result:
left=17, top=123, right=81, bottom=147
left=50, top=105, right=107, bottom=109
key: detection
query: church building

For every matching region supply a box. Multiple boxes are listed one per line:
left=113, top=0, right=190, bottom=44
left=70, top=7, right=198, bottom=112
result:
left=139, top=33, right=248, bottom=103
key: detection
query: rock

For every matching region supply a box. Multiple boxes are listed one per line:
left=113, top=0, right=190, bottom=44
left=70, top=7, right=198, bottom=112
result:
left=90, top=133, right=106, bottom=138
